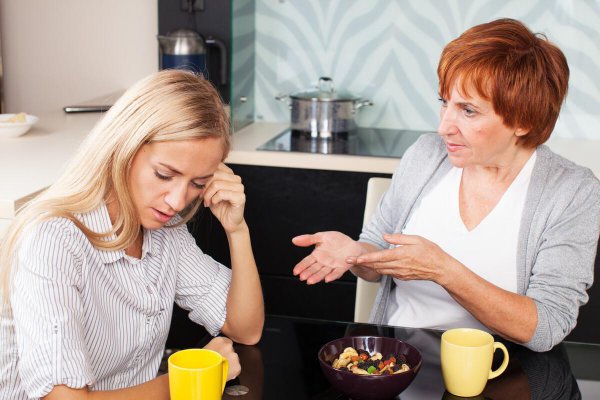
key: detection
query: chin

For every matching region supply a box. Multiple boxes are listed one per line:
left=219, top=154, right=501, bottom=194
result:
left=447, top=154, right=467, bottom=168
left=141, top=219, right=165, bottom=230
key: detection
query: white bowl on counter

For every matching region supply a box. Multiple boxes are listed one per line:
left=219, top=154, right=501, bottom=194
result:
left=0, top=114, right=39, bottom=138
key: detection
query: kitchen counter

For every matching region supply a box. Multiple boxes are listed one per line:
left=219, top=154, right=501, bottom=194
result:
left=2, top=108, right=600, bottom=236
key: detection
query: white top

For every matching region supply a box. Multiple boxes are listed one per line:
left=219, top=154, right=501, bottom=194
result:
left=0, top=204, right=232, bottom=399
left=386, top=151, right=537, bottom=330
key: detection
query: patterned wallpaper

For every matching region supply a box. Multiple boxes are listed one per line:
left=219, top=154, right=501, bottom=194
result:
left=240, top=0, right=600, bottom=139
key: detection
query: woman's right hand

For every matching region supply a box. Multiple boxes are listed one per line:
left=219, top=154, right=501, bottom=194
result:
left=204, top=337, right=241, bottom=381
left=292, top=231, right=365, bottom=284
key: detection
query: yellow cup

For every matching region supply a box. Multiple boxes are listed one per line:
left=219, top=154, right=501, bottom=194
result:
left=168, top=348, right=229, bottom=400
left=441, top=328, right=509, bottom=397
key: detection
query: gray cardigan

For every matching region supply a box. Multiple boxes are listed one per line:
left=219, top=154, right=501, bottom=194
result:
left=360, top=133, right=600, bottom=352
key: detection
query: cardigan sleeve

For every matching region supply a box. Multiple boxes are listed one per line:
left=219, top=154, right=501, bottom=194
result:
left=524, top=168, right=600, bottom=352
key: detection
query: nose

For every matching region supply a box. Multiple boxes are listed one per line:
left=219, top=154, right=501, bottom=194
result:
left=164, top=183, right=188, bottom=213
left=437, top=104, right=458, bottom=137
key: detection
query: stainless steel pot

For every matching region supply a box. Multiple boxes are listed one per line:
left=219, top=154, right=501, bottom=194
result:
left=276, top=77, right=373, bottom=139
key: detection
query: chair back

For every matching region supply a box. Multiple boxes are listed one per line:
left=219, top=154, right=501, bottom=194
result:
left=354, top=177, right=392, bottom=323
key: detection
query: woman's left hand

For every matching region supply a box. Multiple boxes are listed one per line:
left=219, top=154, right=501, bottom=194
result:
left=346, top=233, right=454, bottom=285
left=203, top=163, right=247, bottom=233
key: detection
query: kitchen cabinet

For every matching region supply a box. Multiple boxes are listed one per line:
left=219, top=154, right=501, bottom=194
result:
left=226, top=164, right=391, bottom=319
left=166, top=164, right=391, bottom=348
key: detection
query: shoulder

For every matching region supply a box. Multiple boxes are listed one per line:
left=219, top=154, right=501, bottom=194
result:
left=404, top=133, right=446, bottom=160
left=17, top=217, right=86, bottom=278
left=21, top=217, right=82, bottom=251
left=530, top=146, right=600, bottom=229
left=392, top=133, right=447, bottom=181
left=535, top=146, right=600, bottom=196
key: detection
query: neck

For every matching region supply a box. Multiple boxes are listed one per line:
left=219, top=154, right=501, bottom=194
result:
left=105, top=196, right=143, bottom=257
left=465, top=146, right=535, bottom=184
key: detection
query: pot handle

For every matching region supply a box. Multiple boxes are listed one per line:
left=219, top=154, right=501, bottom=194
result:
left=355, top=99, right=374, bottom=110
left=275, top=94, right=292, bottom=109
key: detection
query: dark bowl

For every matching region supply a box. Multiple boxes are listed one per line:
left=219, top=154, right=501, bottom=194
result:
left=318, top=336, right=422, bottom=400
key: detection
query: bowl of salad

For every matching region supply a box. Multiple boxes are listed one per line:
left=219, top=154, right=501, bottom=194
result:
left=318, top=336, right=422, bottom=400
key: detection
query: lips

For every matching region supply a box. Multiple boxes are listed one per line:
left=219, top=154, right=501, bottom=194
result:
left=445, top=142, right=465, bottom=153
left=152, top=208, right=174, bottom=223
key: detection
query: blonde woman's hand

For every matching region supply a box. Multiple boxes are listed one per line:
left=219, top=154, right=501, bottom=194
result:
left=203, top=163, right=247, bottom=233
left=204, top=336, right=241, bottom=381
left=346, top=233, right=453, bottom=285
left=292, top=231, right=365, bottom=284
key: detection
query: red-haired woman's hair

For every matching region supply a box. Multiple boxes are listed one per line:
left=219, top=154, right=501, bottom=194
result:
left=438, top=18, right=569, bottom=148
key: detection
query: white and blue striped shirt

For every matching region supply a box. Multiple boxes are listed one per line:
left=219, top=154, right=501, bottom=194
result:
left=0, top=204, right=231, bottom=399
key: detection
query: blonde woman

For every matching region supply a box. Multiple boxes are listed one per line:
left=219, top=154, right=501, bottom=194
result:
left=0, top=70, right=264, bottom=399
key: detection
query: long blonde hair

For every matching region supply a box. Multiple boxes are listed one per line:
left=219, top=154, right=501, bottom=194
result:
left=0, top=70, right=231, bottom=301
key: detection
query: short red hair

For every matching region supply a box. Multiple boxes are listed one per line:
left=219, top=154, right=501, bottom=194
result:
left=438, top=18, right=569, bottom=148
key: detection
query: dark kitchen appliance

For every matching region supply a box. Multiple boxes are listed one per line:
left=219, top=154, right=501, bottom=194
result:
left=157, top=28, right=227, bottom=85
left=275, top=77, right=372, bottom=139
left=257, top=127, right=430, bottom=158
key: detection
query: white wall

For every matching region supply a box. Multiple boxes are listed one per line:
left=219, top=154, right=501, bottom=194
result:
left=0, top=0, right=158, bottom=115
left=252, top=0, right=600, bottom=140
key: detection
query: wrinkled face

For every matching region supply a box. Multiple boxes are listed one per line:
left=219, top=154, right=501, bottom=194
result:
left=438, top=83, right=526, bottom=169
left=128, top=137, right=224, bottom=229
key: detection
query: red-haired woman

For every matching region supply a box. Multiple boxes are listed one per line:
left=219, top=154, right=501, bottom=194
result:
left=293, top=18, right=600, bottom=352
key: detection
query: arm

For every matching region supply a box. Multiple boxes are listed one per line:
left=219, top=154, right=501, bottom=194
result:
left=43, top=376, right=169, bottom=400
left=43, top=337, right=243, bottom=399
left=440, top=256, right=538, bottom=344
left=203, top=163, right=264, bottom=345
left=351, top=234, right=537, bottom=343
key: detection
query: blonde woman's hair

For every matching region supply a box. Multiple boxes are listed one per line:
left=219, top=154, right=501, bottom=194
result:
left=0, top=69, right=231, bottom=301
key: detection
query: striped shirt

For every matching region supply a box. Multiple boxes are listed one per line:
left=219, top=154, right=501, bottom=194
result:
left=0, top=204, right=232, bottom=399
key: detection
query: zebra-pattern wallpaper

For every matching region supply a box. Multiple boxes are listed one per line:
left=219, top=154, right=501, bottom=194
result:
left=238, top=0, right=600, bottom=139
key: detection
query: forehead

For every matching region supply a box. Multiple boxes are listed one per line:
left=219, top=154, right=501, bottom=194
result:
left=446, top=77, right=492, bottom=103
left=443, top=73, right=492, bottom=102
left=141, top=138, right=224, bottom=174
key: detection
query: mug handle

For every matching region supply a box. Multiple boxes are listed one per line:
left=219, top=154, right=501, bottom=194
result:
left=488, top=342, right=509, bottom=380
left=221, top=357, right=229, bottom=393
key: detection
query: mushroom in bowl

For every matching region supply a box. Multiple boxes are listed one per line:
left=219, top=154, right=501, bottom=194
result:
left=318, top=336, right=422, bottom=400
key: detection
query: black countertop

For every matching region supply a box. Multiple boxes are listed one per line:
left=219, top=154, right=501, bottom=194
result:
left=257, top=128, right=430, bottom=158
left=218, top=315, right=599, bottom=399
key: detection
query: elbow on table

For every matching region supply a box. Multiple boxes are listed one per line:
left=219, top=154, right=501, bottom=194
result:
left=233, top=324, right=263, bottom=345
left=227, top=320, right=264, bottom=346
left=522, top=311, right=576, bottom=352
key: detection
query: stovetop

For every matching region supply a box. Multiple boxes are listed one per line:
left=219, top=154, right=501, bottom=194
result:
left=256, top=128, right=431, bottom=158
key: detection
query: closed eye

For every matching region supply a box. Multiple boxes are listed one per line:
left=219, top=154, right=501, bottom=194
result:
left=191, top=182, right=206, bottom=190
left=155, top=171, right=172, bottom=181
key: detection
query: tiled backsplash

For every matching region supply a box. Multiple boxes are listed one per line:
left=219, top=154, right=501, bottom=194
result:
left=245, top=0, right=599, bottom=139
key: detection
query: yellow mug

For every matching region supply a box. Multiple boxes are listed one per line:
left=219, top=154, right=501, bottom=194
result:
left=441, top=328, right=509, bottom=397
left=168, top=348, right=229, bottom=400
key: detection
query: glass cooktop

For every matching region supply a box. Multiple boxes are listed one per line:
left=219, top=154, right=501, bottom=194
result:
left=256, top=128, right=431, bottom=158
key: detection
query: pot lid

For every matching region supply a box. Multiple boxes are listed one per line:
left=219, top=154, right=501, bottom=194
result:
left=290, top=77, right=361, bottom=101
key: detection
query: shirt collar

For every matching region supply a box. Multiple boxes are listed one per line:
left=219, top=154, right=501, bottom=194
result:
left=76, top=203, right=154, bottom=265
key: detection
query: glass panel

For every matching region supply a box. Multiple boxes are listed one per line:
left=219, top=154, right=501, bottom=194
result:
left=230, top=0, right=256, bottom=132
